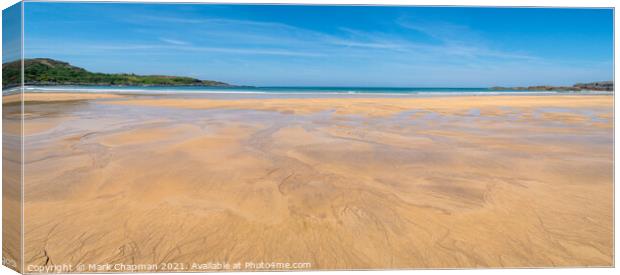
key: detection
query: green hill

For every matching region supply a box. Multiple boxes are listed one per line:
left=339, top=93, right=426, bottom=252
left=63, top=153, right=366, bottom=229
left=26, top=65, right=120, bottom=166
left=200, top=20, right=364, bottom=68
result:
left=2, top=58, right=231, bottom=88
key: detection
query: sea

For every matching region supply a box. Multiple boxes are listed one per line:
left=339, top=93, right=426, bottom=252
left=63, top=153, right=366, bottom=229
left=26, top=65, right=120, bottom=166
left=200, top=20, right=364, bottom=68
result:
left=4, top=85, right=613, bottom=98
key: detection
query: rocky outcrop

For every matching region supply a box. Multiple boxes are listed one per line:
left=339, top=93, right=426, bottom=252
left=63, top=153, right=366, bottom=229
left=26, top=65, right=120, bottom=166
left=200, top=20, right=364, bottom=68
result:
left=491, top=81, right=613, bottom=92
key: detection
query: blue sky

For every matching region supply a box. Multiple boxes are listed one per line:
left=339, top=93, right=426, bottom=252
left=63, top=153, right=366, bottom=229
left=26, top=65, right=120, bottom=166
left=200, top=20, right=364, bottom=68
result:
left=2, top=2, right=21, bottom=63
left=23, top=3, right=613, bottom=87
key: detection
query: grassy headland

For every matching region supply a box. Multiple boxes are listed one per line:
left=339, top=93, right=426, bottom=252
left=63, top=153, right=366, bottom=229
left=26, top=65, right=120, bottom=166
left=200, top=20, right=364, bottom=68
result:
left=2, top=58, right=231, bottom=88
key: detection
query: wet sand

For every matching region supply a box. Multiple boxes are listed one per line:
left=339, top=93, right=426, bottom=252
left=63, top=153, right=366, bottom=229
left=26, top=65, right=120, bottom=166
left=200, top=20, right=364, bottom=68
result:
left=9, top=93, right=613, bottom=270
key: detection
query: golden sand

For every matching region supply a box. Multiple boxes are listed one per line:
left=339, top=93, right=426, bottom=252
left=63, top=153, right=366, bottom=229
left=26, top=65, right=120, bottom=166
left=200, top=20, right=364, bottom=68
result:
left=3, top=92, right=123, bottom=104
left=5, top=93, right=612, bottom=270
left=105, top=94, right=610, bottom=116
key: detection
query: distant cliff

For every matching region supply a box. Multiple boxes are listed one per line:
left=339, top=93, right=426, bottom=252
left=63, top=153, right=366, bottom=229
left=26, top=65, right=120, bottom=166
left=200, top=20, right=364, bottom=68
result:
left=2, top=58, right=232, bottom=88
left=573, top=81, right=613, bottom=91
left=491, top=81, right=613, bottom=92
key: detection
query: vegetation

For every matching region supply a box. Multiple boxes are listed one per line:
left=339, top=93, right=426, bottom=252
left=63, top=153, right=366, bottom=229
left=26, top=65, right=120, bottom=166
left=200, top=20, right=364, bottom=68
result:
left=2, top=58, right=231, bottom=88
left=491, top=81, right=613, bottom=92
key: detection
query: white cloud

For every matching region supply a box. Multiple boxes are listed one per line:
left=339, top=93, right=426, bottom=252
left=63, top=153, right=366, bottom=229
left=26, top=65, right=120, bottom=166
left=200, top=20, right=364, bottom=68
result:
left=159, top=38, right=189, bottom=45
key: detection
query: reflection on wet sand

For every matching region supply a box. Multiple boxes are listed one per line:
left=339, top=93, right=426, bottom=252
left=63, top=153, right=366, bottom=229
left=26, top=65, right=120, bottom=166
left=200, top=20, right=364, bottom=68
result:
left=3, top=98, right=22, bottom=272
left=19, top=93, right=612, bottom=270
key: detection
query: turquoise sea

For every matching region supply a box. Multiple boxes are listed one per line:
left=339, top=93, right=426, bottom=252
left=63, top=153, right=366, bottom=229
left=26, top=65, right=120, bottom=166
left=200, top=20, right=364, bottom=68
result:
left=12, top=85, right=613, bottom=97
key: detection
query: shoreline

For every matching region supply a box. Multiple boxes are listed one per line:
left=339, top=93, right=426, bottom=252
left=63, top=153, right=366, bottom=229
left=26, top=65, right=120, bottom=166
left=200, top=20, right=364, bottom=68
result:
left=4, top=90, right=612, bottom=104
left=2, top=89, right=614, bottom=104
left=1, top=85, right=613, bottom=97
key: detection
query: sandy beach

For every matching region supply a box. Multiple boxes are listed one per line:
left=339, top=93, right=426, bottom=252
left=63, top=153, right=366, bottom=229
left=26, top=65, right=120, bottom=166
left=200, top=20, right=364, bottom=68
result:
left=5, top=92, right=612, bottom=270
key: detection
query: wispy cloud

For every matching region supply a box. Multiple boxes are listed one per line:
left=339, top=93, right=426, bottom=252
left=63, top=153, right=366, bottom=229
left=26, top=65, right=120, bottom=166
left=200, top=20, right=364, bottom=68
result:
left=159, top=37, right=189, bottom=45
left=28, top=12, right=540, bottom=64
left=179, top=46, right=325, bottom=57
left=396, top=18, right=537, bottom=61
left=127, top=14, right=304, bottom=33
left=26, top=39, right=324, bottom=58
left=397, top=19, right=481, bottom=43
left=115, top=12, right=539, bottom=63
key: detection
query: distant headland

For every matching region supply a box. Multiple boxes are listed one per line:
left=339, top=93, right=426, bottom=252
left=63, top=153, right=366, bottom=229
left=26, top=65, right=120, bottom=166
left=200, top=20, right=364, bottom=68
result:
left=2, top=58, right=234, bottom=89
left=491, top=81, right=613, bottom=92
